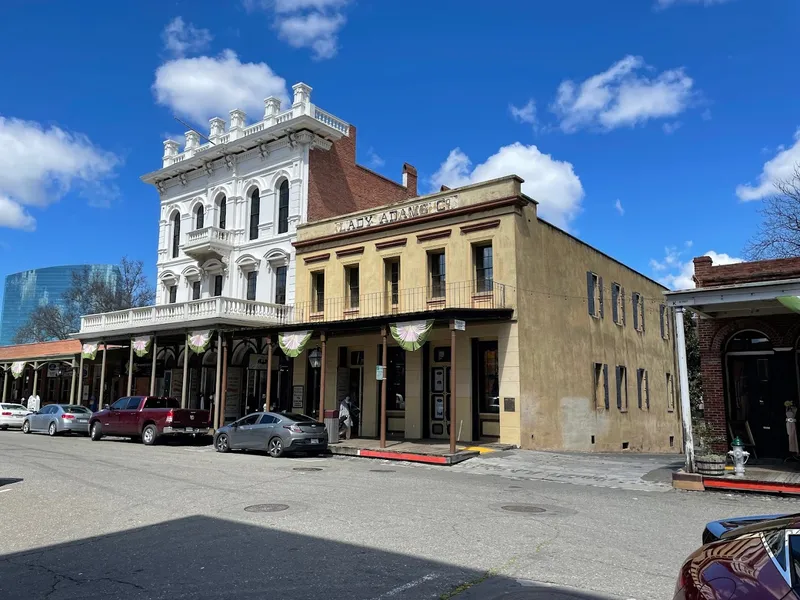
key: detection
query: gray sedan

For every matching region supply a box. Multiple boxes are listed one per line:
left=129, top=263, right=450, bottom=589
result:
left=214, top=412, right=327, bottom=457
left=22, top=404, right=92, bottom=436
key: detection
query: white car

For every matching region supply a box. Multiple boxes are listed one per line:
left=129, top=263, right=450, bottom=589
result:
left=0, top=403, right=33, bottom=430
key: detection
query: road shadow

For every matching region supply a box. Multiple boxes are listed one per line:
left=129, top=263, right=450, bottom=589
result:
left=0, top=515, right=619, bottom=600
left=0, top=478, right=22, bottom=487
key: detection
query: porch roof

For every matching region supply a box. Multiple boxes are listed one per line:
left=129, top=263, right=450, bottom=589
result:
left=664, top=277, right=800, bottom=319
left=0, top=340, right=81, bottom=364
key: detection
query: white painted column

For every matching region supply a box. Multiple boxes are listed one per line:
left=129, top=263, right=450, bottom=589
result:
left=181, top=335, right=190, bottom=409
left=674, top=308, right=695, bottom=473
left=69, top=358, right=77, bottom=404
left=1, top=367, right=7, bottom=403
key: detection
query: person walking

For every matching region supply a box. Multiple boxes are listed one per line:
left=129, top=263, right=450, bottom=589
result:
left=339, top=395, right=353, bottom=440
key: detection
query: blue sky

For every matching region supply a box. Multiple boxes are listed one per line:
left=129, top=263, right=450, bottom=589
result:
left=0, top=0, right=798, bottom=305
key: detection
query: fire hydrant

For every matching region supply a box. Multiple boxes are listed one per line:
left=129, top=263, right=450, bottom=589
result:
left=728, top=437, right=750, bottom=477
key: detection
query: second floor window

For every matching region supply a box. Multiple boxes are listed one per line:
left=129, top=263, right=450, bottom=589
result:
left=278, top=180, right=289, bottom=234
left=659, top=304, right=670, bottom=340
left=385, top=259, right=400, bottom=307
left=192, top=281, right=201, bottom=300
left=275, top=266, right=287, bottom=305
left=195, top=205, right=204, bottom=229
left=246, top=271, right=257, bottom=301
left=218, top=196, right=227, bottom=230
left=169, top=285, right=177, bottom=304
left=632, top=292, right=645, bottom=332
left=312, top=271, right=325, bottom=313
left=428, top=251, right=446, bottom=299
left=474, top=244, right=493, bottom=293
left=171, top=213, right=181, bottom=258
left=249, top=189, right=260, bottom=240
left=611, top=283, right=625, bottom=326
left=213, top=275, right=223, bottom=297
left=586, top=272, right=603, bottom=318
left=637, top=368, right=650, bottom=410
left=345, top=265, right=360, bottom=309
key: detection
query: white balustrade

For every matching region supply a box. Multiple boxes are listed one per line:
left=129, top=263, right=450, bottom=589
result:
left=313, top=108, right=348, bottom=134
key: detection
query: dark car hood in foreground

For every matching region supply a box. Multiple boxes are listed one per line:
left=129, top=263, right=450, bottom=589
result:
left=703, top=514, right=789, bottom=545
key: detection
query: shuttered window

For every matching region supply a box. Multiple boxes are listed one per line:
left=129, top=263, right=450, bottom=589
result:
left=616, top=365, right=628, bottom=411
left=594, top=363, right=609, bottom=410
left=659, top=305, right=670, bottom=340
left=586, top=272, right=603, bottom=318
left=637, top=368, right=649, bottom=410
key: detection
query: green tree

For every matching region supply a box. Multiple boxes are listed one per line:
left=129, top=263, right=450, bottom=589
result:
left=13, top=257, right=154, bottom=344
left=684, top=309, right=703, bottom=415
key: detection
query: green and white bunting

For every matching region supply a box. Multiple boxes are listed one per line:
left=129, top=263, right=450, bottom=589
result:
left=188, top=331, right=213, bottom=354
left=279, top=331, right=313, bottom=358
left=81, top=343, right=98, bottom=360
left=390, top=320, right=435, bottom=352
left=132, top=336, right=152, bottom=358
left=779, top=296, right=800, bottom=313
left=10, top=361, right=25, bottom=379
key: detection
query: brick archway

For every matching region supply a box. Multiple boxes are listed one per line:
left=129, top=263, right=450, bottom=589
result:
left=707, top=318, right=781, bottom=354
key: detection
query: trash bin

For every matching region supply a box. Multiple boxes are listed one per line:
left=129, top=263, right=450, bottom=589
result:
left=324, top=409, right=339, bottom=444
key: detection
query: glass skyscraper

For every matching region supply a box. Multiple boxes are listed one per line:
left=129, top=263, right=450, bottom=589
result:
left=0, top=265, right=119, bottom=346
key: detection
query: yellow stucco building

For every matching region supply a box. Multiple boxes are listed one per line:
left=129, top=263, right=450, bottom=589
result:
left=288, top=175, right=681, bottom=452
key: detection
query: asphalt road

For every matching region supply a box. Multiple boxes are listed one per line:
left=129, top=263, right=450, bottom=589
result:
left=1, top=433, right=798, bottom=600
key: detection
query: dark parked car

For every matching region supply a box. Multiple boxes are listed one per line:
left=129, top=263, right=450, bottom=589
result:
left=213, top=412, right=327, bottom=457
left=89, top=396, right=210, bottom=445
left=675, top=512, right=800, bottom=598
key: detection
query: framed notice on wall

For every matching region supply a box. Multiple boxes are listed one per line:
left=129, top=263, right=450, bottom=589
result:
left=292, top=385, right=305, bottom=409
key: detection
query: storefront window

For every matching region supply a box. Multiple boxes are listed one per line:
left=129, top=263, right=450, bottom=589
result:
left=478, top=341, right=499, bottom=413
left=381, top=346, right=406, bottom=411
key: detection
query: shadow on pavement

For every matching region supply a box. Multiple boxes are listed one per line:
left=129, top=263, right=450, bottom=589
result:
left=0, top=515, right=619, bottom=600
left=0, top=478, right=22, bottom=487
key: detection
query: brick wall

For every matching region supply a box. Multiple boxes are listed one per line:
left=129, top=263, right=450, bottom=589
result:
left=307, top=125, right=417, bottom=222
left=694, top=255, right=800, bottom=288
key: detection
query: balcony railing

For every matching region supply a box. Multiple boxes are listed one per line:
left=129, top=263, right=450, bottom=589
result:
left=79, top=297, right=292, bottom=335
left=292, top=280, right=513, bottom=324
left=183, top=226, right=234, bottom=260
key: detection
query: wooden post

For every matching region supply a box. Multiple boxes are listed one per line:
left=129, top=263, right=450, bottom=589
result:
left=77, top=353, right=85, bottom=406
left=69, top=358, right=77, bottom=404
left=181, top=334, right=190, bottom=408
left=32, top=362, right=39, bottom=397
left=99, top=345, right=108, bottom=409
left=450, top=321, right=457, bottom=454
left=219, top=337, right=229, bottom=426
left=265, top=336, right=273, bottom=411
left=150, top=336, right=158, bottom=396
left=380, top=327, right=388, bottom=449
left=127, top=340, right=134, bottom=396
left=318, top=333, right=327, bottom=423
left=213, top=334, right=222, bottom=430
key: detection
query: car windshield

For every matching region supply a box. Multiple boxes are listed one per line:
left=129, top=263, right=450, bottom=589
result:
left=62, top=406, right=92, bottom=414
left=281, top=413, right=314, bottom=422
left=144, top=397, right=180, bottom=409
left=1, top=404, right=25, bottom=410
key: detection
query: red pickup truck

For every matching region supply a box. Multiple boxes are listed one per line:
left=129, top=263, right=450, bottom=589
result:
left=89, top=396, right=211, bottom=445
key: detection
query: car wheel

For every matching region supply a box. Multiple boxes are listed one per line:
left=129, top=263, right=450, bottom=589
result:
left=215, top=433, right=230, bottom=453
left=267, top=436, right=284, bottom=458
left=0, top=424, right=7, bottom=431
left=142, top=424, right=158, bottom=446
left=90, top=422, right=103, bottom=441
left=22, top=420, right=30, bottom=434
left=48, top=422, right=58, bottom=437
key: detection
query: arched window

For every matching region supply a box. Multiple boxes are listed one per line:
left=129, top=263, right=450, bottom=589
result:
left=171, top=213, right=181, bottom=258
left=727, top=330, right=772, bottom=353
left=249, top=188, right=260, bottom=240
left=278, top=180, right=289, bottom=234
left=195, top=205, right=204, bottom=230
left=218, top=196, right=227, bottom=230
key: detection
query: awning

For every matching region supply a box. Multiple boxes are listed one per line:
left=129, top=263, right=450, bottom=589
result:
left=664, top=277, right=800, bottom=319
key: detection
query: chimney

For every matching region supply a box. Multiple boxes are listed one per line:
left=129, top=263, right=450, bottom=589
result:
left=440, top=185, right=451, bottom=192
left=163, top=139, right=180, bottom=166
left=264, top=96, right=282, bottom=120
left=402, top=163, right=418, bottom=196
left=292, top=82, right=312, bottom=115
left=209, top=117, right=226, bottom=141
left=184, top=131, right=200, bottom=153
left=692, top=256, right=714, bottom=288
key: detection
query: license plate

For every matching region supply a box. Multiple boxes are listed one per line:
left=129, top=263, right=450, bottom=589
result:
left=186, top=428, right=197, bottom=433
left=78, top=419, right=88, bottom=423
left=310, top=438, right=319, bottom=444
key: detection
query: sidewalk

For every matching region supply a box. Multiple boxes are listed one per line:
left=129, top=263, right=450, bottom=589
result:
left=450, top=449, right=683, bottom=492
left=328, top=438, right=513, bottom=465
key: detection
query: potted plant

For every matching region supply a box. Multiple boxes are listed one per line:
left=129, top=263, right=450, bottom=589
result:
left=693, top=419, right=728, bottom=476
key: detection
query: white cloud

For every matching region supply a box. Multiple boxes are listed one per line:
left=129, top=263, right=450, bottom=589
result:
left=652, top=244, right=743, bottom=290
left=162, top=17, right=212, bottom=58
left=0, top=117, right=119, bottom=231
left=656, top=0, right=733, bottom=7
left=245, top=0, right=351, bottom=60
left=366, top=147, right=385, bottom=168
left=153, top=50, right=288, bottom=125
left=430, top=143, right=584, bottom=229
left=509, top=99, right=537, bottom=126
left=614, top=199, right=624, bottom=216
left=551, top=55, right=695, bottom=133
left=662, top=121, right=682, bottom=134
left=736, top=129, right=800, bottom=201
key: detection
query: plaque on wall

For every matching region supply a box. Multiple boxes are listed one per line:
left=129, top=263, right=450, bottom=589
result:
left=433, top=394, right=445, bottom=419
left=504, top=397, right=516, bottom=412
left=292, top=385, right=305, bottom=409
left=432, top=367, right=445, bottom=392
left=433, top=347, right=451, bottom=363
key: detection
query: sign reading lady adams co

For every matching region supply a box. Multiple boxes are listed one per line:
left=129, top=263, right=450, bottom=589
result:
left=334, top=195, right=459, bottom=233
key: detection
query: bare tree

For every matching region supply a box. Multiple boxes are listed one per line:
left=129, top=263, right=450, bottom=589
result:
left=745, top=163, right=800, bottom=259
left=13, top=257, right=155, bottom=344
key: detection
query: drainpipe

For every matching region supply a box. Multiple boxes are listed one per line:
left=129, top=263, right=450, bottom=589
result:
left=674, top=307, right=695, bottom=473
